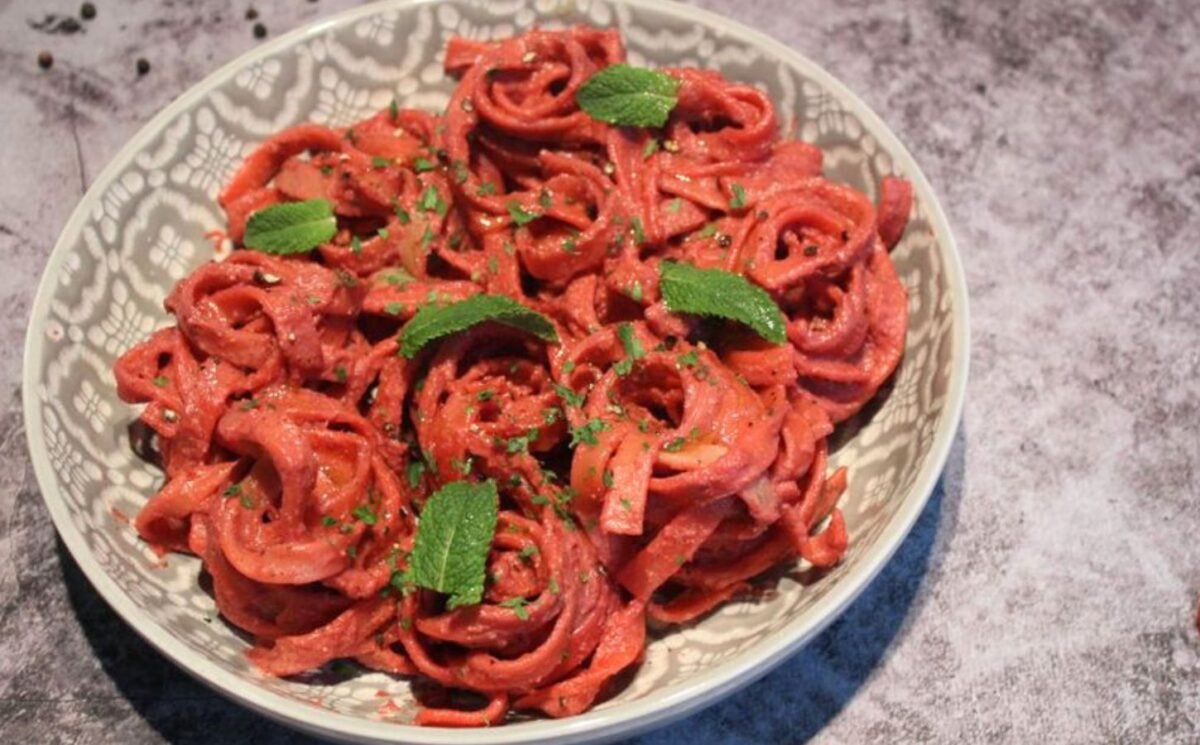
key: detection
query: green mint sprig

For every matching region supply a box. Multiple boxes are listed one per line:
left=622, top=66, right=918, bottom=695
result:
left=243, top=199, right=337, bottom=254
left=398, top=294, right=558, bottom=358
left=576, top=63, right=680, bottom=128
left=402, top=480, right=498, bottom=609
left=659, top=261, right=787, bottom=344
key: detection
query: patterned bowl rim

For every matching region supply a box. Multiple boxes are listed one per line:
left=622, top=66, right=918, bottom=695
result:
left=22, top=0, right=969, bottom=742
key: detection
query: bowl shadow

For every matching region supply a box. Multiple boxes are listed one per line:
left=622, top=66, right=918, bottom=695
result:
left=57, top=540, right=329, bottom=744
left=59, top=426, right=965, bottom=744
left=631, top=426, right=966, bottom=745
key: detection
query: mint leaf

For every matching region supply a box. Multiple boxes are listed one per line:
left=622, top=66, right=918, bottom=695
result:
left=404, top=480, right=498, bottom=609
left=243, top=199, right=337, bottom=254
left=399, top=294, right=558, bottom=358
left=659, top=261, right=787, bottom=344
left=576, top=63, right=680, bottom=128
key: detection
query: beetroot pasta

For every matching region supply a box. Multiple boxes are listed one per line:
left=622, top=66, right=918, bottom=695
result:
left=114, top=26, right=912, bottom=726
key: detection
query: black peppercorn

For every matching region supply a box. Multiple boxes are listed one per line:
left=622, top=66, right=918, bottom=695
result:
left=136, top=58, right=150, bottom=76
left=245, top=8, right=258, bottom=20
left=253, top=22, right=267, bottom=38
left=81, top=3, right=96, bottom=20
left=37, top=51, right=53, bottom=70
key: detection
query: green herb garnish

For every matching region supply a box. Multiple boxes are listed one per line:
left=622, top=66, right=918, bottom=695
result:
left=499, top=596, right=529, bottom=620
left=553, top=383, right=585, bottom=409
left=418, top=185, right=447, bottom=216
left=659, top=261, right=787, bottom=344
left=351, top=504, right=378, bottom=525
left=576, top=63, right=680, bottom=128
left=402, top=480, right=498, bottom=609
left=398, top=294, right=558, bottom=358
left=507, top=201, right=540, bottom=226
left=729, top=182, right=747, bottom=209
left=243, top=199, right=337, bottom=255
left=569, top=418, right=608, bottom=447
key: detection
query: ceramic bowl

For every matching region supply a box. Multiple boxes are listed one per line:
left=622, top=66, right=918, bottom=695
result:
left=22, top=0, right=968, bottom=742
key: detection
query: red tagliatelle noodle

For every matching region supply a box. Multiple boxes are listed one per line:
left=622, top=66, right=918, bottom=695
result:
left=114, top=27, right=913, bottom=726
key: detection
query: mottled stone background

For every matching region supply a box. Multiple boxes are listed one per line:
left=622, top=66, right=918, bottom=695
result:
left=1, top=0, right=1197, bottom=742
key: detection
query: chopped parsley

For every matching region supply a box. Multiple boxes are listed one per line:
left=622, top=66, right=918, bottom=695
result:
left=499, top=596, right=529, bottom=620
left=663, top=436, right=687, bottom=452
left=569, top=418, right=608, bottom=447
left=506, top=428, right=540, bottom=454
left=630, top=217, right=645, bottom=245
left=507, top=201, right=540, bottom=226
left=729, top=182, right=747, bottom=209
left=351, top=504, right=378, bottom=525
left=419, top=186, right=448, bottom=216
left=553, top=383, right=585, bottom=409
left=405, top=460, right=425, bottom=488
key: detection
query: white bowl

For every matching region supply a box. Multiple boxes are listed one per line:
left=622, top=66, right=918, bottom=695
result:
left=22, top=0, right=968, bottom=742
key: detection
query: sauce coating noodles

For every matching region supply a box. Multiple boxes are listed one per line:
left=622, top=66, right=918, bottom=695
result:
left=114, top=27, right=913, bottom=726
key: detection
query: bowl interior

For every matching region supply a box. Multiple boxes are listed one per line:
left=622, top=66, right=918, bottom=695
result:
left=24, top=0, right=963, bottom=741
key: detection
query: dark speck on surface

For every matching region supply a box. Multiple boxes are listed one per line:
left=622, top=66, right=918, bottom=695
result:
left=36, top=50, right=53, bottom=69
left=246, top=8, right=258, bottom=21
left=253, top=21, right=266, bottom=38
left=136, top=58, right=150, bottom=76
left=80, top=3, right=96, bottom=21
left=29, top=13, right=85, bottom=35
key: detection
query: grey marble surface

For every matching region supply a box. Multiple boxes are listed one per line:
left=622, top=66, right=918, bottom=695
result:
left=1, top=0, right=1198, bottom=742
